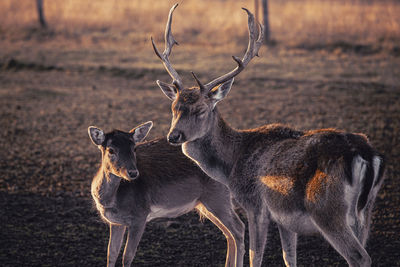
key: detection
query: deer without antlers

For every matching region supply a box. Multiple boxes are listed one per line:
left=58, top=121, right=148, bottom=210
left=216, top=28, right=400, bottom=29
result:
left=153, top=4, right=385, bottom=267
left=88, top=121, right=245, bottom=267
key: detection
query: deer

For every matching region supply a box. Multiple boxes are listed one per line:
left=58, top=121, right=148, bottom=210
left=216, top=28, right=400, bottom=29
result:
left=88, top=121, right=245, bottom=267
left=152, top=4, right=385, bottom=267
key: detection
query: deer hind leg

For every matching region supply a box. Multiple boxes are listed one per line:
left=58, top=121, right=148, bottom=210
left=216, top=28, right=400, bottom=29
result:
left=348, top=202, right=370, bottom=248
left=345, top=155, right=384, bottom=248
left=344, top=183, right=366, bottom=248
left=247, top=207, right=270, bottom=267
left=195, top=201, right=245, bottom=267
left=312, top=215, right=371, bottom=267
left=356, top=188, right=381, bottom=248
left=354, top=184, right=382, bottom=248
left=277, top=224, right=297, bottom=267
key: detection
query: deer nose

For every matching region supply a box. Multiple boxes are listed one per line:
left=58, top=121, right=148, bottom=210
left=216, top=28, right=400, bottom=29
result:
left=127, top=169, right=139, bottom=179
left=168, top=131, right=183, bottom=144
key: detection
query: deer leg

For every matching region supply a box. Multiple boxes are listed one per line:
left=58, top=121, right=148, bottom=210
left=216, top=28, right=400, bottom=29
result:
left=356, top=178, right=383, bottom=247
left=122, top=218, right=147, bottom=267
left=345, top=204, right=373, bottom=248
left=196, top=201, right=245, bottom=267
left=356, top=206, right=373, bottom=247
left=108, top=224, right=126, bottom=267
left=312, top=216, right=371, bottom=267
left=277, top=224, right=297, bottom=267
left=247, top=207, right=270, bottom=267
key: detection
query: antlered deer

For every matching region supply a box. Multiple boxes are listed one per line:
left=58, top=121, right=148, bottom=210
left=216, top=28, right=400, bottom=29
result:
left=88, top=122, right=245, bottom=267
left=152, top=4, right=385, bottom=267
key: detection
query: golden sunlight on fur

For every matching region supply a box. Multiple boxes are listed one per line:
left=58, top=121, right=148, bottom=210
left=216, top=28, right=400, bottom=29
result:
left=195, top=203, right=238, bottom=266
left=260, top=175, right=294, bottom=195
left=306, top=169, right=328, bottom=203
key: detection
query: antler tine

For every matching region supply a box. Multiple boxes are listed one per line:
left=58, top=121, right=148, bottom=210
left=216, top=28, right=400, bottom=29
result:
left=164, top=4, right=179, bottom=56
left=191, top=72, right=206, bottom=92
left=203, top=8, right=263, bottom=92
left=151, top=3, right=183, bottom=90
left=254, top=22, right=265, bottom=57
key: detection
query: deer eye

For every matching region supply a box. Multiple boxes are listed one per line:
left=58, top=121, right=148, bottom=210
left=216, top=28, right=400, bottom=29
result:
left=196, top=110, right=206, bottom=118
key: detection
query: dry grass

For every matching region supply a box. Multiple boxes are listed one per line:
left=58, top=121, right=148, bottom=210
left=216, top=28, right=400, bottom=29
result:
left=0, top=0, right=399, bottom=48
left=271, top=0, right=400, bottom=46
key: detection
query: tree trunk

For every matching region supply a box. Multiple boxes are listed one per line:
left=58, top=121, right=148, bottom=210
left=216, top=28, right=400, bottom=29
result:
left=261, top=0, right=270, bottom=43
left=36, top=0, right=47, bottom=28
left=254, top=0, right=260, bottom=25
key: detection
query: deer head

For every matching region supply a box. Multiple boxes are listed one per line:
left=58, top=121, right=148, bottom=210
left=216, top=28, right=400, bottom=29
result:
left=152, top=4, right=263, bottom=145
left=88, top=121, right=153, bottom=180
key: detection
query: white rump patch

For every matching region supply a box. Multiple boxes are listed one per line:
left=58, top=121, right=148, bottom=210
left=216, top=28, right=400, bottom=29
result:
left=372, top=156, right=381, bottom=187
left=352, top=155, right=368, bottom=185
left=346, top=155, right=369, bottom=226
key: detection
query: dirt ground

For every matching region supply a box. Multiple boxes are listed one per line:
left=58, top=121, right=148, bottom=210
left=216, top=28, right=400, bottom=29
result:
left=1, top=31, right=400, bottom=266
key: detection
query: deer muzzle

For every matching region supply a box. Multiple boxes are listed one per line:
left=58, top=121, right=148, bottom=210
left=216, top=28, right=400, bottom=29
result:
left=127, top=169, right=139, bottom=180
left=168, top=129, right=185, bottom=145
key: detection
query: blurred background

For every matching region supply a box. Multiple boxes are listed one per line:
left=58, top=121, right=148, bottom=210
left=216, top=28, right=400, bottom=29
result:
left=1, top=0, right=399, bottom=49
left=1, top=0, right=399, bottom=266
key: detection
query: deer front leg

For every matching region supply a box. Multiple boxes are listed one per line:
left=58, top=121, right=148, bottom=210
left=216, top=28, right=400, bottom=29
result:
left=247, top=207, right=270, bottom=267
left=312, top=216, right=371, bottom=267
left=122, top=218, right=147, bottom=267
left=108, top=224, right=126, bottom=267
left=277, top=224, right=297, bottom=267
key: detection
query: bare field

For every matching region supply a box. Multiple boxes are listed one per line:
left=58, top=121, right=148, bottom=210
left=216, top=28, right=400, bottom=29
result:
left=1, top=1, right=400, bottom=266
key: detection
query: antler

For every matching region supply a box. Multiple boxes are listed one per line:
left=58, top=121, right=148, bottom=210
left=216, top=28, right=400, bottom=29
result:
left=151, top=3, right=183, bottom=90
left=194, top=8, right=264, bottom=93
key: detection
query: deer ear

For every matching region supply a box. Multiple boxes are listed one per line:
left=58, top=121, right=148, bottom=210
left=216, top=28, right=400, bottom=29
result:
left=157, top=80, right=177, bottom=101
left=208, top=78, right=234, bottom=109
left=130, top=121, right=153, bottom=143
left=88, top=126, right=105, bottom=146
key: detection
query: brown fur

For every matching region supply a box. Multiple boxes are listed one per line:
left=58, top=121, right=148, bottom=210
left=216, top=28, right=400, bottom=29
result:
left=89, top=125, right=245, bottom=267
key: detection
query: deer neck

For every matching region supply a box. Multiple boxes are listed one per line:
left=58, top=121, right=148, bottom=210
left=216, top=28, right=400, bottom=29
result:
left=182, top=109, right=242, bottom=186
left=91, top=168, right=121, bottom=210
